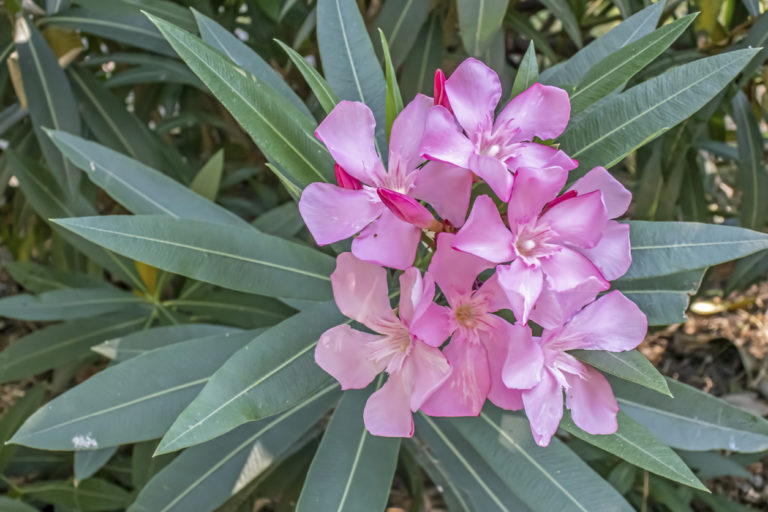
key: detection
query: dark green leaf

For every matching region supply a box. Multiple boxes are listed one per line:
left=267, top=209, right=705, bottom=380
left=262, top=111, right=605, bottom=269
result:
left=0, top=385, right=45, bottom=472
left=164, top=289, right=294, bottom=329
left=0, top=286, right=147, bottom=321
left=4, top=261, right=103, bottom=293
left=251, top=202, right=305, bottom=238
left=571, top=349, right=671, bottom=397
left=456, top=0, right=511, bottom=57
left=74, top=447, right=118, bottom=483
left=372, top=0, right=429, bottom=67
left=509, top=42, right=538, bottom=100
left=399, top=13, right=442, bottom=100
left=0, top=498, right=37, bottom=512
left=613, top=268, right=705, bottom=326
left=539, top=0, right=582, bottom=48
left=732, top=91, right=768, bottom=230
left=190, top=148, right=224, bottom=201
left=379, top=29, right=404, bottom=141
left=20, top=478, right=131, bottom=511
left=677, top=450, right=752, bottom=480
left=275, top=40, right=339, bottom=114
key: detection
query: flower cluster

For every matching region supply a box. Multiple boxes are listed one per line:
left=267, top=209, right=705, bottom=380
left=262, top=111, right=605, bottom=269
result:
left=299, top=58, right=647, bottom=446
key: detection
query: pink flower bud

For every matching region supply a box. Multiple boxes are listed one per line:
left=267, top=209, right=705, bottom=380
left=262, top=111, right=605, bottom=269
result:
left=334, top=164, right=362, bottom=190
left=433, top=69, right=452, bottom=112
left=377, top=188, right=440, bottom=231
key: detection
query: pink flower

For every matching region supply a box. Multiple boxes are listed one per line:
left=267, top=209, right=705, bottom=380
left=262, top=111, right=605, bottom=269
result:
left=413, top=233, right=527, bottom=416
left=452, top=166, right=632, bottom=327
left=420, top=58, right=576, bottom=201
left=298, top=96, right=473, bottom=270
left=503, top=291, right=647, bottom=446
left=315, top=253, right=452, bottom=437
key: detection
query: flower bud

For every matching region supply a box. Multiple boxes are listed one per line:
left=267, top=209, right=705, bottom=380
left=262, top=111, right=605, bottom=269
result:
left=433, top=69, right=452, bottom=112
left=377, top=188, right=441, bottom=231
left=334, top=163, right=362, bottom=190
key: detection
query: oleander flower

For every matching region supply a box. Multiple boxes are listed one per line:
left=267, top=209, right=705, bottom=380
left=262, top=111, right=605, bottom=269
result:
left=298, top=95, right=473, bottom=269
left=420, top=58, right=576, bottom=201
left=502, top=291, right=647, bottom=446
left=314, top=253, right=452, bottom=437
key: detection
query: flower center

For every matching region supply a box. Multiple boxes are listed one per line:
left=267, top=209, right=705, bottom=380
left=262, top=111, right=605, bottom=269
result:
left=369, top=325, right=412, bottom=374
left=451, top=293, right=493, bottom=336
left=454, top=304, right=478, bottom=328
left=512, top=221, right=559, bottom=266
left=475, top=120, right=522, bottom=161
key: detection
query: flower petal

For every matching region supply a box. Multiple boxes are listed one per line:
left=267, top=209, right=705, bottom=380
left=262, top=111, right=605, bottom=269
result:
left=428, top=233, right=493, bottom=297
left=410, top=302, right=453, bottom=347
left=389, top=94, right=433, bottom=173
left=506, top=143, right=578, bottom=173
left=507, top=166, right=569, bottom=227
left=378, top=188, right=436, bottom=229
left=444, top=58, right=501, bottom=134
left=453, top=195, right=515, bottom=263
left=421, top=335, right=490, bottom=416
left=315, top=101, right=385, bottom=184
left=364, top=371, right=414, bottom=437
left=408, top=340, right=452, bottom=410
left=502, top=323, right=544, bottom=389
left=468, top=152, right=514, bottom=201
left=529, top=278, right=610, bottom=329
left=557, top=290, right=647, bottom=352
left=420, top=106, right=475, bottom=168
left=522, top=370, right=564, bottom=447
left=315, top=325, right=385, bottom=390
left=496, top=83, right=570, bottom=142
left=399, top=267, right=435, bottom=327
left=540, top=247, right=609, bottom=293
left=411, top=161, right=473, bottom=227
left=483, top=318, right=524, bottom=410
left=565, top=365, right=619, bottom=435
left=299, top=183, right=384, bottom=245
left=574, top=221, right=631, bottom=281
left=541, top=190, right=609, bottom=248
left=496, top=260, right=544, bottom=324
left=352, top=210, right=422, bottom=270
left=568, top=166, right=631, bottom=219
left=331, top=252, right=398, bottom=330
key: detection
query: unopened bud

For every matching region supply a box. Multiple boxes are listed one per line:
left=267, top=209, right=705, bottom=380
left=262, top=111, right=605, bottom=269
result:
left=434, top=69, right=452, bottom=112
left=377, top=188, right=441, bottom=231
left=334, top=164, right=362, bottom=190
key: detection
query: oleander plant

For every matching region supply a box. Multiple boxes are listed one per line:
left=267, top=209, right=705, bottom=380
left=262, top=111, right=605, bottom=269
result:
left=0, top=0, right=767, bottom=511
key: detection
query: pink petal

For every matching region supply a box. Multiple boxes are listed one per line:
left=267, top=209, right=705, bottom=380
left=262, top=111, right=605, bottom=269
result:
left=407, top=340, right=452, bottom=411
left=557, top=290, right=647, bottom=352
left=529, top=278, right=611, bottom=329
left=522, top=370, right=564, bottom=447
left=565, top=364, right=619, bottom=435
left=298, top=183, right=384, bottom=246
left=496, top=260, right=544, bottom=324
left=475, top=271, right=514, bottom=313
left=568, top=167, right=631, bottom=219
left=506, top=144, right=578, bottom=174
left=483, top=318, right=524, bottom=410
left=364, top=371, right=414, bottom=437
left=378, top=188, right=437, bottom=229
left=540, top=190, right=609, bottom=248
left=334, top=164, right=362, bottom=190
left=444, top=58, right=501, bottom=134
left=574, top=221, right=631, bottom=281
left=315, top=101, right=385, bottom=184
left=420, top=106, right=475, bottom=168
left=496, top=83, right=570, bottom=142
left=468, top=152, right=514, bottom=201
left=315, top=325, right=385, bottom=390
left=433, top=69, right=452, bottom=111
left=409, top=302, right=453, bottom=347
left=420, top=335, right=490, bottom=416
left=331, top=253, right=398, bottom=330
left=389, top=94, right=433, bottom=173
left=399, top=267, right=435, bottom=327
left=428, top=233, right=493, bottom=297
left=506, top=166, right=569, bottom=227
left=411, top=161, right=473, bottom=227
left=352, top=210, right=421, bottom=270
left=501, top=323, right=544, bottom=389
left=452, top=195, right=515, bottom=263
left=540, top=247, right=609, bottom=293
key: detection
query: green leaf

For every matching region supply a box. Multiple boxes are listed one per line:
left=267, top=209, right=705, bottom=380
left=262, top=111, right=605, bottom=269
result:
left=20, top=478, right=131, bottom=511
left=611, top=377, right=768, bottom=452
left=14, top=17, right=81, bottom=201
left=164, top=289, right=295, bottom=329
left=156, top=301, right=343, bottom=454
left=92, top=324, right=240, bottom=362
left=317, top=0, right=387, bottom=149
left=0, top=498, right=37, bottom=512
left=456, top=0, right=511, bottom=57
left=509, top=42, right=538, bottom=100
left=613, top=269, right=705, bottom=326
left=560, top=412, right=706, bottom=490
left=560, top=49, right=760, bottom=176
left=128, top=385, right=339, bottom=512
left=105, top=61, right=203, bottom=89
left=732, top=91, right=768, bottom=230
left=147, top=14, right=334, bottom=190
left=4, top=261, right=103, bottom=293
left=131, top=440, right=176, bottom=489
left=190, top=148, right=224, bottom=201
left=624, top=221, right=768, bottom=280
left=0, top=103, right=28, bottom=138
left=570, top=14, right=697, bottom=114
left=0, top=311, right=147, bottom=384
left=378, top=29, right=404, bottom=142
left=677, top=450, right=752, bottom=479
left=0, top=385, right=45, bottom=472
left=53, top=215, right=334, bottom=301
left=9, top=330, right=260, bottom=451
left=74, top=447, right=118, bottom=483
left=372, top=0, right=429, bottom=67
left=413, top=414, right=530, bottom=512
left=727, top=250, right=768, bottom=293
left=47, top=131, right=248, bottom=228
left=275, top=40, right=339, bottom=114
left=741, top=0, right=760, bottom=16
left=453, top=407, right=634, bottom=511
left=399, top=13, right=442, bottom=100
left=297, top=384, right=400, bottom=512
left=192, top=8, right=313, bottom=120
left=251, top=202, right=305, bottom=238
left=0, top=286, right=147, bottom=321
left=541, top=1, right=664, bottom=86
left=539, top=0, right=582, bottom=48
left=571, top=349, right=671, bottom=397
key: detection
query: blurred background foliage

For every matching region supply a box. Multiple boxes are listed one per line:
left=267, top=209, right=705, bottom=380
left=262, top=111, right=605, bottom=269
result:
left=0, top=0, right=766, bottom=510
